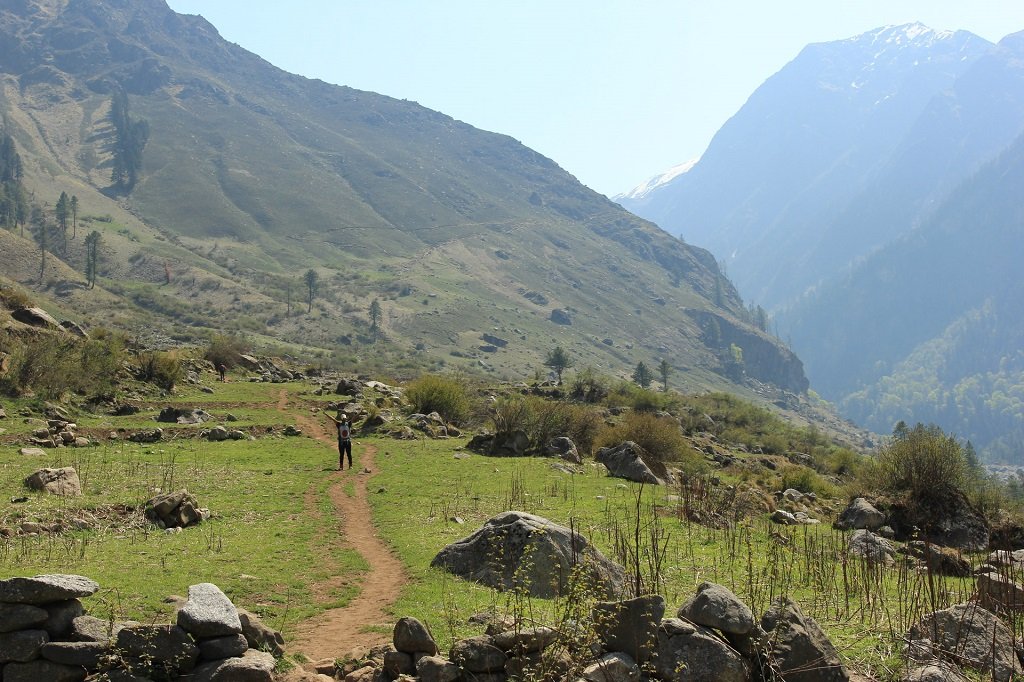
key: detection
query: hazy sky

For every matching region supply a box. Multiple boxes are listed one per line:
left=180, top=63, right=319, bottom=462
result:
left=165, top=1, right=1024, bottom=197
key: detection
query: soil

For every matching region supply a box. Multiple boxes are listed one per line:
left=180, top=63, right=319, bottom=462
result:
left=287, top=400, right=409, bottom=661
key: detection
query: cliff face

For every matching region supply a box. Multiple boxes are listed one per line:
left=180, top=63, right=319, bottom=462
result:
left=687, top=310, right=809, bottom=394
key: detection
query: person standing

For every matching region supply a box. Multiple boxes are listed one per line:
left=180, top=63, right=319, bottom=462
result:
left=325, top=409, right=353, bottom=470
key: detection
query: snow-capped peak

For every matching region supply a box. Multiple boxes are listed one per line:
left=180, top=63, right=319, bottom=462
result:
left=855, top=22, right=956, bottom=47
left=615, top=159, right=699, bottom=201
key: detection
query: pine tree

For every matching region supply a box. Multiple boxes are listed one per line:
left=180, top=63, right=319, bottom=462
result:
left=303, top=269, right=319, bottom=313
left=658, top=359, right=671, bottom=392
left=369, top=298, right=383, bottom=339
left=632, top=361, right=653, bottom=389
left=84, top=230, right=101, bottom=288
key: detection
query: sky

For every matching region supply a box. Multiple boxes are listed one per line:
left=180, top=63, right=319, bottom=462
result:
left=165, top=1, right=1024, bottom=198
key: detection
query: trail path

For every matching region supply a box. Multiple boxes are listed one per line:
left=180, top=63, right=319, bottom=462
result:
left=283, top=391, right=409, bottom=660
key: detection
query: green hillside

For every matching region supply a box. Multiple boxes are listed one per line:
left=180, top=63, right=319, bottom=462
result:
left=0, top=0, right=806, bottom=399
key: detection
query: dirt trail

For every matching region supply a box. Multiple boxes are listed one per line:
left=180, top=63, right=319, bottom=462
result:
left=287, top=398, right=409, bottom=660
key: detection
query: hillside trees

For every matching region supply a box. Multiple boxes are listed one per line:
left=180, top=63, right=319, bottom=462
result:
left=0, top=129, right=27, bottom=233
left=658, top=359, right=671, bottom=392
left=84, top=230, right=101, bottom=288
left=544, top=346, right=573, bottom=384
left=369, top=298, right=383, bottom=339
left=632, top=361, right=653, bottom=389
left=110, top=85, right=149, bottom=191
left=303, top=269, right=319, bottom=313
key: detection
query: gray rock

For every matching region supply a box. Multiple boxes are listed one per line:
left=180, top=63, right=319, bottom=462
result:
left=116, top=624, right=200, bottom=674
left=848, top=529, right=896, bottom=565
left=177, top=583, right=243, bottom=638
left=761, top=597, right=849, bottom=682
left=653, top=618, right=749, bottom=682
left=23, top=467, right=82, bottom=496
left=431, top=511, right=627, bottom=598
left=450, top=635, right=507, bottom=673
left=595, top=441, right=663, bottom=484
left=0, top=629, right=49, bottom=663
left=416, top=654, right=460, bottom=682
left=505, top=649, right=572, bottom=681
left=0, top=603, right=48, bottom=632
left=128, top=428, right=163, bottom=443
left=987, top=549, right=1024, bottom=568
left=592, top=594, right=665, bottom=664
left=582, top=652, right=640, bottom=682
left=393, top=616, right=438, bottom=655
left=71, top=614, right=133, bottom=642
left=549, top=308, right=572, bottom=325
left=39, top=640, right=109, bottom=667
left=189, top=649, right=276, bottom=681
left=18, top=447, right=47, bottom=456
left=899, top=542, right=971, bottom=577
left=42, top=598, right=85, bottom=637
left=197, top=633, right=249, bottom=660
left=491, top=626, right=558, bottom=654
left=771, top=509, right=798, bottom=525
left=1, top=659, right=86, bottom=682
left=677, top=581, right=755, bottom=635
left=207, top=425, right=230, bottom=441
left=835, top=497, right=885, bottom=531
left=237, top=607, right=284, bottom=657
left=908, top=603, right=1021, bottom=681
left=384, top=650, right=415, bottom=677
left=547, top=436, right=581, bottom=463
left=902, top=663, right=970, bottom=682
left=0, top=574, right=99, bottom=604
left=12, top=307, right=60, bottom=329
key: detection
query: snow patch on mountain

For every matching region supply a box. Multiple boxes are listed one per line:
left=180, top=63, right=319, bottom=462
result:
left=615, top=158, right=698, bottom=201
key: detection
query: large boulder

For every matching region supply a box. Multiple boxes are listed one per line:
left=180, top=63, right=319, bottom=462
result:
left=177, top=583, right=243, bottom=638
left=547, top=436, right=581, bottom=463
left=834, top=498, right=885, bottom=531
left=582, top=652, right=640, bottom=682
left=0, top=629, right=49, bottom=663
left=189, top=649, right=275, bottom=682
left=652, top=618, right=749, bottom=682
left=677, top=581, right=756, bottom=635
left=886, top=490, right=989, bottom=551
left=848, top=529, right=896, bottom=565
left=116, top=624, right=200, bottom=675
left=449, top=635, right=507, bottom=673
left=760, top=597, right=849, bottom=682
left=595, top=441, right=664, bottom=485
left=898, top=542, right=971, bottom=577
left=0, top=575, right=99, bottom=604
left=1, top=659, right=86, bottom=682
left=24, top=468, right=81, bottom=497
left=237, top=608, right=285, bottom=657
left=393, top=616, right=438, bottom=656
left=908, top=603, right=1020, bottom=681
left=12, top=307, right=59, bottom=329
left=431, top=511, right=627, bottom=598
left=592, top=594, right=665, bottom=664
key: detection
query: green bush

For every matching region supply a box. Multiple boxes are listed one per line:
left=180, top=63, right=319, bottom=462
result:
left=405, top=373, right=471, bottom=425
left=490, top=395, right=602, bottom=456
left=204, top=333, right=251, bottom=370
left=0, top=330, right=124, bottom=399
left=596, top=411, right=699, bottom=468
left=568, top=367, right=607, bottom=403
left=780, top=466, right=831, bottom=496
left=135, top=350, right=183, bottom=391
left=873, top=423, right=968, bottom=503
left=492, top=394, right=529, bottom=434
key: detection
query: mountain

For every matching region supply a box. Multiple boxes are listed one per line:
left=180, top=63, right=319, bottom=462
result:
left=785, top=129, right=1024, bottom=461
left=619, top=23, right=1004, bottom=309
left=0, top=0, right=807, bottom=399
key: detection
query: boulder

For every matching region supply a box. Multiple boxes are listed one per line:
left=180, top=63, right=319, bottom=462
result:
left=42, top=598, right=85, bottom=637
left=899, top=542, right=971, bottom=577
left=129, top=428, right=163, bottom=443
left=12, top=307, right=59, bottom=329
left=177, top=583, right=243, bottom=638
left=39, top=640, right=109, bottom=667
left=595, top=441, right=663, bottom=484
left=0, top=603, right=48, bottom=632
left=0, top=574, right=99, bottom=604
left=393, top=616, right=438, bottom=655
left=986, top=549, right=1024, bottom=569
left=415, top=655, right=460, bottom=682
left=592, top=594, right=664, bottom=664
left=652, top=618, right=749, bottom=682
left=491, top=430, right=530, bottom=456
left=908, top=603, right=1020, bottom=681
left=145, top=490, right=205, bottom=529
left=771, top=509, right=798, bottom=525
left=431, top=511, right=627, bottom=598
left=886, top=491, right=989, bottom=551
left=549, top=309, right=572, bottom=325
left=116, top=624, right=200, bottom=675
left=834, top=498, right=885, bottom=531
left=505, top=649, right=572, bottom=681
left=546, top=436, right=581, bottom=463
left=450, top=635, right=507, bottom=673
left=976, top=571, right=1024, bottom=612
left=24, top=467, right=81, bottom=496
left=677, top=581, right=755, bottom=635
left=384, top=650, right=415, bottom=677
left=237, top=607, right=285, bottom=657
left=902, top=663, right=970, bottom=682
left=190, top=649, right=275, bottom=682
left=490, top=626, right=557, bottom=654
left=197, top=633, right=249, bottom=660
left=582, top=652, right=640, bottom=682
left=71, top=614, right=135, bottom=642
left=18, top=447, right=47, bottom=457
left=1, top=659, right=86, bottom=682
left=0, top=629, right=49, bottom=663
left=761, top=597, right=849, bottom=682
left=848, top=529, right=896, bottom=565
left=335, top=378, right=363, bottom=395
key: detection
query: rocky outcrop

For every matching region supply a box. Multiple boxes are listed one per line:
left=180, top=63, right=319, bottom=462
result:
left=431, top=511, right=627, bottom=598
left=760, top=597, right=850, bottom=682
left=596, top=441, right=664, bottom=484
left=144, top=490, right=208, bottom=528
left=908, top=603, right=1021, bottom=681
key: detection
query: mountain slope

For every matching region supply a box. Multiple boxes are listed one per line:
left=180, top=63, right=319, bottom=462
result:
left=784, top=131, right=1024, bottom=460
left=0, top=0, right=806, bottom=397
left=619, top=24, right=1000, bottom=308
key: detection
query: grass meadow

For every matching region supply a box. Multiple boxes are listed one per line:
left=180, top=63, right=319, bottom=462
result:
left=0, top=378, right=1006, bottom=679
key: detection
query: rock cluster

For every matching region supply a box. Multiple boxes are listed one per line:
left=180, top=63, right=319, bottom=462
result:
left=0, top=575, right=282, bottom=681
left=144, top=490, right=209, bottom=529
left=23, top=417, right=90, bottom=449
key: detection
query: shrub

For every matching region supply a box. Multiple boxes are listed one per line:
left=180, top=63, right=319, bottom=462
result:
left=596, top=411, right=699, bottom=468
left=780, top=466, right=830, bottom=496
left=135, top=350, right=183, bottom=390
left=874, top=423, right=968, bottom=503
left=568, top=367, right=607, bottom=403
left=606, top=381, right=677, bottom=413
left=492, top=394, right=529, bottom=434
left=0, top=330, right=124, bottom=399
left=405, top=373, right=471, bottom=424
left=204, top=333, right=251, bottom=369
left=0, top=284, right=32, bottom=311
